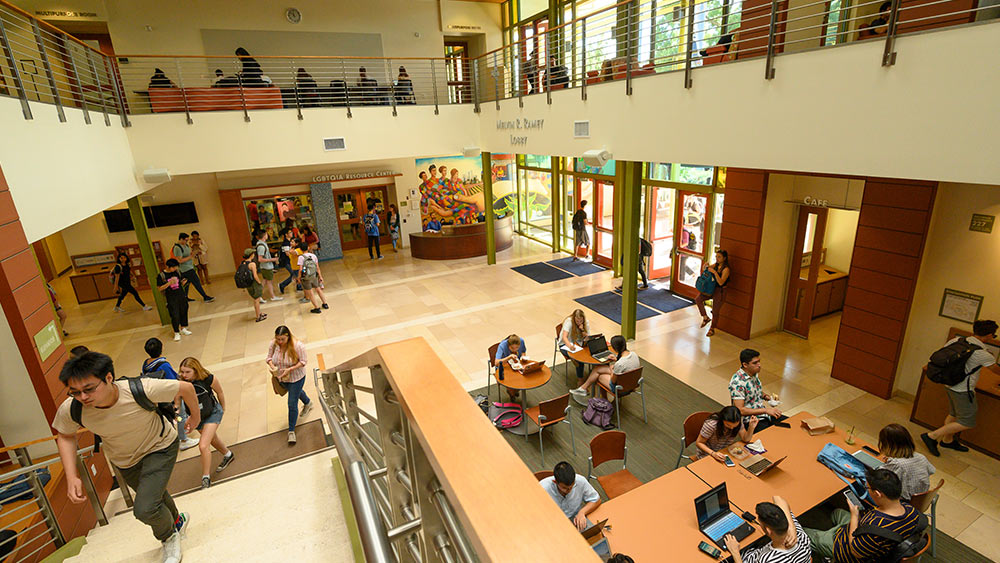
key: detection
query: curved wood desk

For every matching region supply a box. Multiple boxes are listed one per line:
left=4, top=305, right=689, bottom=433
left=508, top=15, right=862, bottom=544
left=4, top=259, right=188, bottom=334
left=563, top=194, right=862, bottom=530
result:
left=409, top=214, right=514, bottom=260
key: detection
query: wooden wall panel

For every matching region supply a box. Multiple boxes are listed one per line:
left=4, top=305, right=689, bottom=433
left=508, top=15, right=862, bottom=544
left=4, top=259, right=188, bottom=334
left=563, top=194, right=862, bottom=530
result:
left=831, top=179, right=937, bottom=398
left=218, top=189, right=251, bottom=271
left=717, top=169, right=768, bottom=340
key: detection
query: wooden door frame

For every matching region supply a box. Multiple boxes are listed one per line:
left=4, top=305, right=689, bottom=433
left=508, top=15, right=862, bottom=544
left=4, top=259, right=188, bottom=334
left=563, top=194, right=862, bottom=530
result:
left=782, top=206, right=829, bottom=338
left=591, top=179, right=615, bottom=268
left=648, top=186, right=676, bottom=280
left=671, top=190, right=711, bottom=299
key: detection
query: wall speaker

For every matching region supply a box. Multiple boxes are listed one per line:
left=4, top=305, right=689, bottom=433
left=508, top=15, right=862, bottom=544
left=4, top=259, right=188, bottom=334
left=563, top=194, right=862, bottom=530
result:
left=581, top=149, right=611, bottom=168
left=142, top=168, right=171, bottom=184
left=462, top=146, right=481, bottom=158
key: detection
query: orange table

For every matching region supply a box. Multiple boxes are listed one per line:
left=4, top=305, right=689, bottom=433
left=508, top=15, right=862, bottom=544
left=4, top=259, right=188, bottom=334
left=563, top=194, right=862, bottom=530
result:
left=563, top=341, right=613, bottom=401
left=494, top=361, right=552, bottom=436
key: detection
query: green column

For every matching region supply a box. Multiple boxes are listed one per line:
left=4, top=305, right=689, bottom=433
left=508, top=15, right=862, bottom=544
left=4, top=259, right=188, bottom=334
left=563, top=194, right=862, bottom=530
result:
left=127, top=196, right=169, bottom=326
left=620, top=161, right=643, bottom=340
left=482, top=151, right=496, bottom=265
left=550, top=156, right=561, bottom=252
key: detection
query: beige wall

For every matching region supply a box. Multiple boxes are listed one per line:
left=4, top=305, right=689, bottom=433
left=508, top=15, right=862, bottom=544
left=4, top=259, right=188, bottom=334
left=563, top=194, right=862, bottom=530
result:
left=44, top=232, right=73, bottom=274
left=823, top=208, right=859, bottom=273
left=0, top=312, right=57, bottom=458
left=751, top=173, right=797, bottom=336
left=895, top=182, right=1000, bottom=395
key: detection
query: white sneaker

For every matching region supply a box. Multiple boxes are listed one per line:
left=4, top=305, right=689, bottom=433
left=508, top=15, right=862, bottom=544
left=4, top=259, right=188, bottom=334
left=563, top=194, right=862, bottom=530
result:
left=143, top=305, right=153, bottom=311
left=179, top=437, right=199, bottom=450
left=570, top=387, right=588, bottom=397
left=161, top=531, right=182, bottom=563
left=288, top=431, right=297, bottom=445
left=180, top=328, right=193, bottom=336
left=113, top=306, right=124, bottom=313
left=299, top=401, right=314, bottom=417
left=271, top=296, right=284, bottom=301
left=173, top=333, right=182, bottom=342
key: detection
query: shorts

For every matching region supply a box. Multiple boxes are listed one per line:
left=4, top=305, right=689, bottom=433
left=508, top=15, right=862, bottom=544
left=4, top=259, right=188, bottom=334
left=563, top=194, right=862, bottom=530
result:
left=575, top=229, right=590, bottom=247
left=946, top=388, right=977, bottom=427
left=260, top=268, right=274, bottom=281
left=247, top=282, right=263, bottom=300
left=301, top=275, right=320, bottom=290
left=196, top=401, right=224, bottom=431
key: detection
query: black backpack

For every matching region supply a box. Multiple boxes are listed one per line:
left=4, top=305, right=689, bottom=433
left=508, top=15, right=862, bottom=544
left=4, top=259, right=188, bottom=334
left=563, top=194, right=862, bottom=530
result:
left=854, top=511, right=928, bottom=563
left=572, top=210, right=585, bottom=230
left=926, top=337, right=981, bottom=387
left=234, top=261, right=254, bottom=288
left=70, top=378, right=176, bottom=453
left=639, top=238, right=653, bottom=257
left=192, top=374, right=217, bottom=421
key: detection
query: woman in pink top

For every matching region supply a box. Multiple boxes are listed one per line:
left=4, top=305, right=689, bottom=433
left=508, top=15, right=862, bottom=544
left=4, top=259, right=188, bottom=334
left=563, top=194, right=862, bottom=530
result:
left=266, top=325, right=313, bottom=444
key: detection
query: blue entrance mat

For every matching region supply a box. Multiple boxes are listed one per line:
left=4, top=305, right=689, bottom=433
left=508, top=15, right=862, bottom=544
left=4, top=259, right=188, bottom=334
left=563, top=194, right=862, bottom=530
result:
left=546, top=257, right=606, bottom=276
left=614, top=287, right=695, bottom=314
left=574, top=291, right=660, bottom=324
left=512, top=262, right=574, bottom=284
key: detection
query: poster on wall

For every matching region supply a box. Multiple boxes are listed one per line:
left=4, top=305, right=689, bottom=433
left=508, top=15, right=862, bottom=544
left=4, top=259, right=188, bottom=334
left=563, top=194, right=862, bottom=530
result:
left=413, top=154, right=515, bottom=228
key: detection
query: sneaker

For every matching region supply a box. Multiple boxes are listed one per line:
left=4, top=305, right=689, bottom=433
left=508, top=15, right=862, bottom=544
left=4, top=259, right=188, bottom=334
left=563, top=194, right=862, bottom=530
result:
left=255, top=314, right=268, bottom=323
left=271, top=296, right=284, bottom=301
left=300, top=401, right=314, bottom=418
left=321, top=303, right=329, bottom=310
left=940, top=439, right=969, bottom=452
left=174, top=512, right=189, bottom=535
left=216, top=451, right=235, bottom=473
left=569, top=387, right=588, bottom=397
left=204, top=296, right=216, bottom=303
left=180, top=328, right=192, bottom=336
left=310, top=308, right=322, bottom=314
left=179, top=437, right=199, bottom=450
left=174, top=333, right=182, bottom=342
left=143, top=305, right=153, bottom=311
left=288, top=431, right=297, bottom=445
left=200, top=476, right=211, bottom=490
left=378, top=255, right=384, bottom=260
left=113, top=306, right=124, bottom=312
left=187, top=298, right=196, bottom=302
left=298, top=298, right=310, bottom=303
left=920, top=433, right=940, bottom=457
left=162, top=532, right=182, bottom=563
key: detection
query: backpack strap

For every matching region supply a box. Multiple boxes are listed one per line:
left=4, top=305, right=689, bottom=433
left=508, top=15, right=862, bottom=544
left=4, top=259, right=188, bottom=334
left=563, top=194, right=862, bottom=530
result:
left=854, top=512, right=928, bottom=559
left=70, top=399, right=83, bottom=427
left=128, top=378, right=167, bottom=437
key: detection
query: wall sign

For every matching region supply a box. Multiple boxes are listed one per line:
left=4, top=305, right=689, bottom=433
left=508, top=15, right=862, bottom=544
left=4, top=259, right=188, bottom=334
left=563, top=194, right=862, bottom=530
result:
left=496, top=118, right=544, bottom=146
left=34, top=320, right=61, bottom=362
left=970, top=213, right=995, bottom=233
left=939, top=288, right=983, bottom=324
left=312, top=170, right=396, bottom=183
left=802, top=196, right=829, bottom=207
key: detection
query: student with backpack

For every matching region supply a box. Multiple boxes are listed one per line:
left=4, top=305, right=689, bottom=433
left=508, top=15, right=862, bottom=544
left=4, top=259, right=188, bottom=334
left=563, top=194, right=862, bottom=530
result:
left=571, top=201, right=589, bottom=261
left=170, top=233, right=214, bottom=303
left=143, top=337, right=199, bottom=451
left=235, top=249, right=268, bottom=323
left=267, top=326, right=313, bottom=444
left=296, top=242, right=328, bottom=314
left=363, top=202, right=383, bottom=260
left=254, top=229, right=282, bottom=301
left=53, top=352, right=201, bottom=563
left=178, top=357, right=234, bottom=489
left=277, top=228, right=299, bottom=294
left=157, top=259, right=191, bottom=342
left=695, top=249, right=730, bottom=337
left=920, top=319, right=999, bottom=456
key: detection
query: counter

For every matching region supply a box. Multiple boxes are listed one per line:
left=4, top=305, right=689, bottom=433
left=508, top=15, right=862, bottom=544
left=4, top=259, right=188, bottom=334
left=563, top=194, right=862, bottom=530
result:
left=800, top=263, right=849, bottom=318
left=409, top=215, right=514, bottom=260
left=70, top=265, right=118, bottom=304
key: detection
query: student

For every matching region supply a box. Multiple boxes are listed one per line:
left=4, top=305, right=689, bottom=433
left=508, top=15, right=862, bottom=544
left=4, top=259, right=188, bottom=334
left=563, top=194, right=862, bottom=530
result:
left=858, top=2, right=891, bottom=38
left=558, top=309, right=592, bottom=383
left=387, top=204, right=401, bottom=253
left=572, top=200, right=590, bottom=261
left=363, top=202, right=383, bottom=260
left=240, top=249, right=267, bottom=323
left=803, top=468, right=922, bottom=561
left=254, top=229, right=282, bottom=301
left=111, top=252, right=152, bottom=312
left=694, top=406, right=758, bottom=461
left=143, top=337, right=198, bottom=451
left=53, top=352, right=200, bottom=563
left=729, top=349, right=783, bottom=431
left=69, top=345, right=90, bottom=358
left=724, top=495, right=811, bottom=563
left=267, top=326, right=313, bottom=444
left=539, top=461, right=601, bottom=531
left=147, top=68, right=175, bottom=89
left=921, top=319, right=999, bottom=456
left=395, top=66, right=414, bottom=104
left=695, top=249, right=730, bottom=337
left=277, top=229, right=298, bottom=294
left=296, top=242, right=328, bottom=314
left=46, top=282, right=68, bottom=336
left=190, top=231, right=209, bottom=285
left=301, top=225, right=320, bottom=250
left=235, top=47, right=264, bottom=85
left=178, top=357, right=234, bottom=489
left=424, top=218, right=442, bottom=232
left=523, top=49, right=538, bottom=94
left=157, top=259, right=191, bottom=341
left=616, top=238, right=653, bottom=290
left=570, top=335, right=640, bottom=400
left=878, top=424, right=935, bottom=501
left=545, top=55, right=569, bottom=87
left=171, top=233, right=214, bottom=303
left=494, top=334, right=527, bottom=401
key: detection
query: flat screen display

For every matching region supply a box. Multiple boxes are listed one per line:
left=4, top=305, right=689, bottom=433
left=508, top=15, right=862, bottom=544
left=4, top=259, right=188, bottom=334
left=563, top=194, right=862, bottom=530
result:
left=102, top=203, right=197, bottom=232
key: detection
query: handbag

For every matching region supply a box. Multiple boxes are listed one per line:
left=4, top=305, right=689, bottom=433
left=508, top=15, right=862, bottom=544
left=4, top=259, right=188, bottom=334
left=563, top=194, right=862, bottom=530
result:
left=270, top=368, right=287, bottom=396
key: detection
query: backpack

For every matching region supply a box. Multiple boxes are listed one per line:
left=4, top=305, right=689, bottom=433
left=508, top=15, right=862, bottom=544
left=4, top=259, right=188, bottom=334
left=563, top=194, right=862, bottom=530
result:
left=490, top=402, right=523, bottom=429
left=192, top=375, right=217, bottom=421
left=70, top=378, right=176, bottom=453
left=0, top=468, right=51, bottom=505
left=582, top=398, right=615, bottom=430
left=854, top=511, right=929, bottom=563
left=695, top=270, right=717, bottom=295
left=363, top=213, right=378, bottom=236
left=301, top=254, right=318, bottom=278
left=926, top=337, right=981, bottom=387
left=473, top=394, right=489, bottom=415
left=572, top=210, right=585, bottom=230
left=639, top=238, right=652, bottom=257
left=141, top=357, right=173, bottom=379
left=817, top=442, right=868, bottom=481
left=234, top=261, right=254, bottom=288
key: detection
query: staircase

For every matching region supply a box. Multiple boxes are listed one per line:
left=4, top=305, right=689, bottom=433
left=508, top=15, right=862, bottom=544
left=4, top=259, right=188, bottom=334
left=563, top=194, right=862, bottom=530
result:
left=65, top=451, right=355, bottom=562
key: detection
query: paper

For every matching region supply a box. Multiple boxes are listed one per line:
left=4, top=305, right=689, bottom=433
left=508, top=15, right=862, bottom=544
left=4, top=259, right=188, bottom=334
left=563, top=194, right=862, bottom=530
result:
left=508, top=360, right=522, bottom=371
left=745, top=440, right=766, bottom=455
left=561, top=344, right=582, bottom=353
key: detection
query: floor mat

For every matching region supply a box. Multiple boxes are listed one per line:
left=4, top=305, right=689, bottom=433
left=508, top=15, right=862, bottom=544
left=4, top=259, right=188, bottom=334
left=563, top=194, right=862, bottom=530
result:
left=512, top=262, right=575, bottom=284
left=167, top=419, right=328, bottom=494
left=574, top=291, right=660, bottom=324
left=546, top=257, right=606, bottom=276
left=614, top=287, right=695, bottom=313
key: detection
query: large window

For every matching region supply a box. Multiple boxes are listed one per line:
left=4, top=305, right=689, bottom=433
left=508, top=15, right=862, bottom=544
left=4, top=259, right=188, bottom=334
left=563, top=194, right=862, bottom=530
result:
left=648, top=162, right=715, bottom=185
left=692, top=0, right=743, bottom=57
left=517, top=165, right=554, bottom=244
left=575, top=157, right=616, bottom=176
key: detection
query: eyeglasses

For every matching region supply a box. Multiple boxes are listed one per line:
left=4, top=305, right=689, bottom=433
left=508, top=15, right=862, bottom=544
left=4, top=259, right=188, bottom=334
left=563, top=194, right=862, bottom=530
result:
left=67, top=380, right=105, bottom=399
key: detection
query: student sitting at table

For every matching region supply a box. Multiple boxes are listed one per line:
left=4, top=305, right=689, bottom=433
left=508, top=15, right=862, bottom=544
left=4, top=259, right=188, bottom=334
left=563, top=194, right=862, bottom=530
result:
left=540, top=461, right=601, bottom=531
left=495, top=334, right=527, bottom=401
left=569, top=335, right=638, bottom=400
left=729, top=348, right=784, bottom=431
left=558, top=309, right=591, bottom=384
left=878, top=423, right=936, bottom=502
left=803, top=468, right=922, bottom=562
left=724, top=495, right=812, bottom=563
left=694, top=406, right=758, bottom=461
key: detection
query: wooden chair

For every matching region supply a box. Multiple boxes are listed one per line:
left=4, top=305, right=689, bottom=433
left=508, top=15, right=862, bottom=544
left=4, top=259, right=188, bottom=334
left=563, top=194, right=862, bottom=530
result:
left=524, top=394, right=575, bottom=467
left=533, top=470, right=554, bottom=481
left=596, top=366, right=647, bottom=427
left=701, top=45, right=729, bottom=65
left=553, top=323, right=564, bottom=376
left=909, top=480, right=944, bottom=557
left=587, top=430, right=643, bottom=499
left=487, top=342, right=500, bottom=400
left=901, top=532, right=931, bottom=562
left=675, top=411, right=712, bottom=468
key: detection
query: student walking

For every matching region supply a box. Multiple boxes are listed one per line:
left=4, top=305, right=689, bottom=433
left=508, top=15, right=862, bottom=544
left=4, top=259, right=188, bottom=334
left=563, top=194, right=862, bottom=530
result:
left=267, top=326, right=314, bottom=444
left=111, top=252, right=152, bottom=312
left=190, top=231, right=210, bottom=285
left=572, top=201, right=589, bottom=261
left=277, top=229, right=299, bottom=294
left=254, top=229, right=282, bottom=301
left=178, top=357, right=234, bottom=489
left=171, top=233, right=214, bottom=303
left=297, top=242, right=328, bottom=314
left=236, top=249, right=268, bottom=323
left=157, top=259, right=191, bottom=342
left=46, top=282, right=68, bottom=336
left=53, top=352, right=201, bottom=563
left=364, top=203, right=383, bottom=259
left=142, top=338, right=198, bottom=451
left=695, top=249, right=731, bottom=337
left=387, top=204, right=401, bottom=253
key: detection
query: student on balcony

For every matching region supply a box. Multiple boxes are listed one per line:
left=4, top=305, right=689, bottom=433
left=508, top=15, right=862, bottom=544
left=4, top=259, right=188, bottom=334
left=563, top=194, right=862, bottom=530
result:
left=236, top=47, right=266, bottom=87
left=545, top=55, right=569, bottom=88
left=357, top=67, right=378, bottom=105
left=295, top=67, right=320, bottom=107
left=395, top=66, right=415, bottom=104
left=147, top=68, right=176, bottom=89
left=858, top=3, right=892, bottom=38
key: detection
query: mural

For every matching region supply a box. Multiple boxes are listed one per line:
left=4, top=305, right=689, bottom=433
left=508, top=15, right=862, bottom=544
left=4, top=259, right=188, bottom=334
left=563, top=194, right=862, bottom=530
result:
left=414, top=154, right=514, bottom=227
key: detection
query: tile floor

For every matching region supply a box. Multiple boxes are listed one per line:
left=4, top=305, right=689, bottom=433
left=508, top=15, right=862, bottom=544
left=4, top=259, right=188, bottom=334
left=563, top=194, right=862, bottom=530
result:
left=55, top=235, right=1000, bottom=560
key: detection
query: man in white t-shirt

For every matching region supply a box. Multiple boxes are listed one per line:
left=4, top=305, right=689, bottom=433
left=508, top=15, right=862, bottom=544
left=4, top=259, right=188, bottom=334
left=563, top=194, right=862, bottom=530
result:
left=296, top=241, right=329, bottom=314
left=539, top=461, right=601, bottom=530
left=724, top=496, right=811, bottom=563
left=921, top=319, right=999, bottom=456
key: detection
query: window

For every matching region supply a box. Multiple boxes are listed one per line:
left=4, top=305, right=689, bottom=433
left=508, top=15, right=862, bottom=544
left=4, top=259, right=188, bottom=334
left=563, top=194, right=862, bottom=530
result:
left=822, top=0, right=850, bottom=46
left=518, top=168, right=554, bottom=240
left=648, top=162, right=715, bottom=185
left=524, top=154, right=552, bottom=168
left=575, top=158, right=616, bottom=176
left=692, top=0, right=743, bottom=58
left=650, top=0, right=685, bottom=69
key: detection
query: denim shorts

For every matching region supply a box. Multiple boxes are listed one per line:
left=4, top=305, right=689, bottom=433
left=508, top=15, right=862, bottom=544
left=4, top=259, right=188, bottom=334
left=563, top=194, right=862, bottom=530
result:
left=196, top=401, right=224, bottom=430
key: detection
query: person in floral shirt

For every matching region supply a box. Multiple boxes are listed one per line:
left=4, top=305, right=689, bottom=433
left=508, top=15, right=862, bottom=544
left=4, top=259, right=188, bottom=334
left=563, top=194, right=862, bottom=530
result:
left=729, top=348, right=784, bottom=431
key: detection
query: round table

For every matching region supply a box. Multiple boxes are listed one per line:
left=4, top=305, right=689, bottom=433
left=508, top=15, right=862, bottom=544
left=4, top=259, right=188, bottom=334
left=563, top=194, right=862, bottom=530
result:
left=564, top=344, right=613, bottom=405
left=493, top=362, right=552, bottom=436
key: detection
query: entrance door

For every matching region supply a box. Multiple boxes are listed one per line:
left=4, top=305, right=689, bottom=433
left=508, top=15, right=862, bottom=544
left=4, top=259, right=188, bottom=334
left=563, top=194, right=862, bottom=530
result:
left=577, top=179, right=614, bottom=268
left=648, top=187, right=676, bottom=280
left=334, top=186, right=389, bottom=250
left=519, top=16, right=548, bottom=94
left=671, top=191, right=709, bottom=298
left=444, top=40, right=471, bottom=104
left=783, top=206, right=829, bottom=337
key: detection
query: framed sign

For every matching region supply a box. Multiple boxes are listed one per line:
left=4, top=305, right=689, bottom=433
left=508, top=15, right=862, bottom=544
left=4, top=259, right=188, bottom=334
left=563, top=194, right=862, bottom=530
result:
left=939, top=288, right=983, bottom=324
left=34, top=320, right=61, bottom=362
left=970, top=214, right=994, bottom=233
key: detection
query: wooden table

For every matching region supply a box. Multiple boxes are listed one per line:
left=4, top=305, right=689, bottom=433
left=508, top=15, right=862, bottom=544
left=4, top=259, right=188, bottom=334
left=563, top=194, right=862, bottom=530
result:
left=494, top=362, right=552, bottom=436
left=564, top=343, right=613, bottom=401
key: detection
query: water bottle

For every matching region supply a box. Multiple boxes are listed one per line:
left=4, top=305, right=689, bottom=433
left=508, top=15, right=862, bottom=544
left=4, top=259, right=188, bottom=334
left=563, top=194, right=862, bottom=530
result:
left=498, top=361, right=504, bottom=381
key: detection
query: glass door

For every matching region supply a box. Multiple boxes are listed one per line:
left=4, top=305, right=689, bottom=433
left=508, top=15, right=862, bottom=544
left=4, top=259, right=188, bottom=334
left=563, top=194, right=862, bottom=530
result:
left=362, top=187, right=389, bottom=236
left=648, top=187, right=676, bottom=280
left=671, top=191, right=709, bottom=298
left=593, top=180, right=615, bottom=268
left=519, top=16, right=548, bottom=95
left=575, top=177, right=595, bottom=258
left=335, top=190, right=364, bottom=250
left=783, top=206, right=829, bottom=338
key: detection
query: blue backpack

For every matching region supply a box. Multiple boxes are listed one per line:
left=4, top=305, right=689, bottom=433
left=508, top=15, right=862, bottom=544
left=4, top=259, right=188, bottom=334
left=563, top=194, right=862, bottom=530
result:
left=817, top=442, right=872, bottom=502
left=695, top=270, right=717, bottom=295
left=363, top=213, right=379, bottom=236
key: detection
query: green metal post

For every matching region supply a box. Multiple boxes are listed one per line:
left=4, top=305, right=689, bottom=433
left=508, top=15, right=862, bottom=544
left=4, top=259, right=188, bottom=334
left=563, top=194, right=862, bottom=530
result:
left=482, top=152, right=496, bottom=265
left=550, top=156, right=560, bottom=252
left=127, top=197, right=169, bottom=326
left=620, top=161, right=643, bottom=340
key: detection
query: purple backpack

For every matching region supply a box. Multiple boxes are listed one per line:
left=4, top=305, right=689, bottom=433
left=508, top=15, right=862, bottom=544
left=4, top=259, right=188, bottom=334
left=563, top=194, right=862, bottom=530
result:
left=582, top=398, right=615, bottom=430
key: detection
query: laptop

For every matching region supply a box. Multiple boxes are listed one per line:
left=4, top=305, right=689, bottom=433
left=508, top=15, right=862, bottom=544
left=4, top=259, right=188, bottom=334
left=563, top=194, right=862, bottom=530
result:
left=695, top=483, right=754, bottom=549
left=739, top=455, right=787, bottom=477
left=586, top=335, right=614, bottom=362
left=519, top=359, right=546, bottom=374
left=852, top=450, right=884, bottom=470
left=581, top=518, right=608, bottom=546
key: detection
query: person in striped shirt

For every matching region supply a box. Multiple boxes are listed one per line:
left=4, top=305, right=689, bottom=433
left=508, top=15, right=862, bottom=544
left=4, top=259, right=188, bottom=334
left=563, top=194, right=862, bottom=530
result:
left=804, top=468, right=922, bottom=562
left=724, top=495, right=811, bottom=563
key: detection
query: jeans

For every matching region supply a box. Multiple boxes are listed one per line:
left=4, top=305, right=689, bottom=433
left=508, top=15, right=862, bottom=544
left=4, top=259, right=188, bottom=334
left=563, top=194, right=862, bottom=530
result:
left=804, top=508, right=851, bottom=558
left=278, top=263, right=297, bottom=292
left=115, top=285, right=146, bottom=307
left=561, top=349, right=585, bottom=379
left=180, top=269, right=210, bottom=300
left=177, top=402, right=188, bottom=441
left=696, top=287, right=726, bottom=329
left=166, top=296, right=189, bottom=332
left=116, top=439, right=180, bottom=541
left=280, top=378, right=311, bottom=430
left=367, top=234, right=382, bottom=258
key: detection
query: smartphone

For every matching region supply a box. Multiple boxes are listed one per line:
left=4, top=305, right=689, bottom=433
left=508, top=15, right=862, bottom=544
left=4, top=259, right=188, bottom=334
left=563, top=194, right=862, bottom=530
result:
left=844, top=489, right=862, bottom=508
left=773, top=421, right=791, bottom=428
left=724, top=455, right=735, bottom=467
left=863, top=445, right=881, bottom=456
left=698, top=541, right=722, bottom=558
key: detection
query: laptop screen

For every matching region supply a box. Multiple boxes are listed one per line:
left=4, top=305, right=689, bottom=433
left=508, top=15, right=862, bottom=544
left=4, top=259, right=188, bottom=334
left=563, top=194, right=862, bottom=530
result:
left=587, top=337, right=608, bottom=355
left=695, top=483, right=729, bottom=527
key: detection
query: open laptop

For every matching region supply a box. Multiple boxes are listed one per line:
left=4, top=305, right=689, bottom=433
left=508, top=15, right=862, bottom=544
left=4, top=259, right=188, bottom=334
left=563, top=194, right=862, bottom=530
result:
left=581, top=518, right=608, bottom=546
left=695, top=483, right=754, bottom=549
left=739, top=454, right=787, bottom=477
left=852, top=450, right=884, bottom=470
left=519, top=359, right=546, bottom=374
left=586, top=335, right=614, bottom=362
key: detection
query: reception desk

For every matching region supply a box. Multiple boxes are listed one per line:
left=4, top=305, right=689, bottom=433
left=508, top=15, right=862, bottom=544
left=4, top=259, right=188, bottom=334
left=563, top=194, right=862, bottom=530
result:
left=800, top=263, right=849, bottom=318
left=409, top=215, right=514, bottom=260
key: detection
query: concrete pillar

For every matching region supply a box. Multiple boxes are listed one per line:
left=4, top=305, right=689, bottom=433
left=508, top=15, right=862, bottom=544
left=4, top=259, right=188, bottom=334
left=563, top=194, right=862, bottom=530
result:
left=126, top=196, right=169, bottom=326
